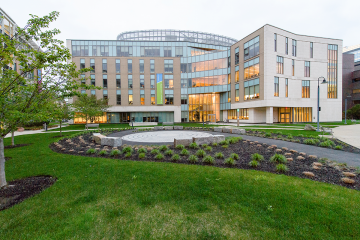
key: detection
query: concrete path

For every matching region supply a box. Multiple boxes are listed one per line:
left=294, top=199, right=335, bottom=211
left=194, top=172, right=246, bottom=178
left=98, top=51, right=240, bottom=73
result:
left=332, top=124, right=360, bottom=149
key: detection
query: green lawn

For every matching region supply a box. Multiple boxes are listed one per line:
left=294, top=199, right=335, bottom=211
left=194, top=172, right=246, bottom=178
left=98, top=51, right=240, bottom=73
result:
left=1, top=133, right=359, bottom=239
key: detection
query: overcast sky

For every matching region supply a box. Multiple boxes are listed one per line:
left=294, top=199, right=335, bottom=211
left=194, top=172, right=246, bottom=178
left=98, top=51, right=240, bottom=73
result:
left=2, top=0, right=359, bottom=48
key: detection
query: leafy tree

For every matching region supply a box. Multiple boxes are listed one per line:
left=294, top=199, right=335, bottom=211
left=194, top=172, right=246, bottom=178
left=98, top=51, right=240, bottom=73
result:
left=346, top=104, right=360, bottom=120
left=51, top=100, right=73, bottom=136
left=0, top=12, right=93, bottom=187
left=72, top=94, right=109, bottom=130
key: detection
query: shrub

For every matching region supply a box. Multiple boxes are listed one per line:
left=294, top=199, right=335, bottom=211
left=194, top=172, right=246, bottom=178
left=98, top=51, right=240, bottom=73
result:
left=249, top=160, right=259, bottom=168
left=295, top=139, right=301, bottom=143
left=219, top=140, right=229, bottom=145
left=188, top=155, right=198, bottom=163
left=138, top=148, right=147, bottom=153
left=138, top=153, right=146, bottom=159
left=165, top=150, right=173, bottom=156
left=287, top=134, right=293, bottom=139
left=122, top=146, right=133, bottom=154
left=110, top=149, right=121, bottom=156
left=224, top=157, right=236, bottom=166
left=251, top=153, right=264, bottom=161
left=151, top=149, right=160, bottom=155
left=319, top=141, right=332, bottom=148
left=180, top=149, right=190, bottom=156
left=346, top=104, right=360, bottom=119
left=276, top=164, right=289, bottom=172
left=98, top=150, right=108, bottom=156
left=202, top=144, right=208, bottom=148
left=196, top=149, right=206, bottom=157
left=304, top=139, right=316, bottom=145
left=125, top=152, right=132, bottom=158
left=313, top=139, right=320, bottom=144
left=203, top=155, right=215, bottom=165
left=175, top=144, right=185, bottom=150
left=86, top=148, right=97, bottom=154
left=215, top=152, right=224, bottom=159
left=222, top=145, right=229, bottom=149
left=212, top=142, right=218, bottom=147
left=265, top=133, right=271, bottom=137
left=298, top=134, right=304, bottom=138
left=171, top=154, right=180, bottom=162
left=155, top=153, right=164, bottom=160
left=189, top=142, right=199, bottom=149
left=270, top=154, right=287, bottom=164
left=159, top=145, right=168, bottom=151
left=205, top=146, right=212, bottom=152
left=335, top=145, right=343, bottom=150
left=230, top=153, right=239, bottom=160
left=228, top=138, right=237, bottom=144
left=319, top=137, right=328, bottom=142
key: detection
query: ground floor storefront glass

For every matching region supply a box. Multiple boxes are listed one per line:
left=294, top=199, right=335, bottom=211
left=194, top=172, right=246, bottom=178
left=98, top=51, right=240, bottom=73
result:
left=74, top=112, right=174, bottom=123
left=188, top=93, right=220, bottom=122
left=278, top=107, right=312, bottom=123
left=228, top=109, right=249, bottom=120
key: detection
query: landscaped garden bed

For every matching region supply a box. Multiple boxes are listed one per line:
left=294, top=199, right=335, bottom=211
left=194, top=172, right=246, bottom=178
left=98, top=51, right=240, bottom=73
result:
left=50, top=131, right=360, bottom=191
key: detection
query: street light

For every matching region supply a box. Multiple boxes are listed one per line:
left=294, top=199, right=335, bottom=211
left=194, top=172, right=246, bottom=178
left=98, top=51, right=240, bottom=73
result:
left=345, top=95, right=352, bottom=124
left=317, top=76, right=327, bottom=132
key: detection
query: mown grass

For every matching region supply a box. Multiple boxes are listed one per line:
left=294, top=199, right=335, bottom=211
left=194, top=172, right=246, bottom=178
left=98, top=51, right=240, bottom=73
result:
left=1, top=133, right=360, bottom=239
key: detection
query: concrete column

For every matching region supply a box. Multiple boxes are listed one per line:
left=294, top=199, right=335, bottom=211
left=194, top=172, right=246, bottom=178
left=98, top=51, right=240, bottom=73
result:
left=266, top=107, right=273, bottom=124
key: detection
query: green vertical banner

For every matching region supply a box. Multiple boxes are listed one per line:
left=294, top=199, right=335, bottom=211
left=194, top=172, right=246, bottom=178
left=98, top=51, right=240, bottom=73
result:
left=156, top=73, right=163, bottom=104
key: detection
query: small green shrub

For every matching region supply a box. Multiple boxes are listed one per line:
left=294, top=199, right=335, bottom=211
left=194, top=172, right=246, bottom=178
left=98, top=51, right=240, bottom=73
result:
left=122, top=146, right=133, bottom=154
left=251, top=153, right=264, bottom=161
left=138, top=153, right=146, bottom=159
left=138, top=148, right=147, bottom=153
left=295, top=139, right=301, bottom=143
left=171, top=154, right=180, bottom=162
left=319, top=137, right=328, bottom=142
left=86, top=148, right=97, bottom=154
left=196, top=149, right=206, bottom=157
left=110, top=149, right=121, bottom=156
left=165, top=150, right=173, bottom=156
left=219, top=140, right=229, bottom=145
left=222, top=145, right=229, bottom=149
left=298, top=134, right=304, bottom=138
left=314, top=135, right=321, bottom=139
left=335, top=145, right=343, bottom=150
left=287, top=134, right=293, bottom=139
left=319, top=157, right=328, bottom=164
left=188, top=155, right=198, bottom=163
left=249, top=160, right=259, bottom=168
left=155, top=153, right=164, bottom=160
left=98, top=150, right=108, bottom=156
left=212, top=142, right=218, bottom=147
left=151, top=149, right=160, bottom=155
left=189, top=142, right=199, bottom=149
left=205, top=146, right=212, bottom=152
left=175, top=144, right=185, bottom=150
left=203, top=155, right=215, bottom=165
left=313, top=139, right=320, bottom=144
left=276, top=164, right=289, bottom=172
left=202, top=144, right=208, bottom=148
left=224, top=157, right=236, bottom=166
left=159, top=145, right=168, bottom=151
left=319, top=141, right=332, bottom=148
left=125, top=152, right=132, bottom=158
left=180, top=149, right=190, bottom=156
left=215, top=152, right=224, bottom=159
left=304, top=139, right=316, bottom=145
left=270, top=154, right=287, bottom=164
left=230, top=153, right=239, bottom=160
left=265, top=133, right=271, bottom=137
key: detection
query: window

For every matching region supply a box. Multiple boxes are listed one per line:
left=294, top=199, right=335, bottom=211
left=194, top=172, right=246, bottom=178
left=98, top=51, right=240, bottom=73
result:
left=235, top=70, right=239, bottom=82
left=151, top=90, right=155, bottom=105
left=164, top=75, right=173, bottom=88
left=128, top=75, right=133, bottom=88
left=90, top=59, right=95, bottom=73
left=292, top=40, right=297, bottom=57
left=274, top=77, right=279, bottom=97
left=181, top=79, right=188, bottom=88
left=181, top=63, right=187, bottom=73
left=310, top=42, right=313, bottom=58
left=285, top=78, right=288, bottom=98
left=274, top=34, right=277, bottom=52
left=353, top=89, right=360, bottom=94
left=285, top=37, right=288, bottom=55
left=128, top=90, right=133, bottom=105
left=116, top=75, right=121, bottom=88
left=328, top=44, right=338, bottom=98
left=140, top=75, right=144, bottom=88
left=91, top=90, right=95, bottom=95
left=91, top=74, right=95, bottom=86
left=235, top=47, right=239, bottom=65
left=244, top=78, right=260, bottom=100
left=117, top=46, right=133, bottom=57
left=80, top=74, right=86, bottom=86
left=102, top=59, right=107, bottom=73
left=277, top=56, right=284, bottom=74
left=228, top=109, right=249, bottom=120
left=81, top=90, right=86, bottom=94
left=116, top=90, right=121, bottom=105
left=228, top=74, right=231, bottom=84
left=235, top=89, right=239, bottom=102
left=164, top=60, right=173, bottom=73
left=139, top=59, right=144, bottom=73
left=150, top=75, right=155, bottom=88
left=103, top=90, right=108, bottom=101
left=181, top=95, right=187, bottom=104
left=165, top=90, right=173, bottom=105
left=292, top=60, right=295, bottom=76
left=228, top=91, right=231, bottom=102
left=80, top=59, right=85, bottom=69
left=103, top=75, right=107, bottom=88
left=302, top=80, right=310, bottom=98
left=175, top=47, right=183, bottom=57
left=164, top=47, right=172, bottom=57
left=140, top=91, right=145, bottom=105
left=150, top=59, right=155, bottom=73
left=116, top=59, right=120, bottom=73
left=304, top=61, right=310, bottom=77
left=244, top=36, right=260, bottom=60
left=140, top=47, right=160, bottom=57
left=128, top=59, right=132, bottom=73
left=244, top=57, right=260, bottom=80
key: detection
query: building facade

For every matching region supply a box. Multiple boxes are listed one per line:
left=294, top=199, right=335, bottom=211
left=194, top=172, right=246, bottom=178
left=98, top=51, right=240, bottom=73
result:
left=68, top=25, right=342, bottom=124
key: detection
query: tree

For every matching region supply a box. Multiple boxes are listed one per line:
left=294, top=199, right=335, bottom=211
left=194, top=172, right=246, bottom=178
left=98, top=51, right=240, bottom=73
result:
left=0, top=12, right=93, bottom=187
left=51, top=100, right=73, bottom=137
left=72, top=94, right=109, bottom=130
left=346, top=104, right=360, bottom=120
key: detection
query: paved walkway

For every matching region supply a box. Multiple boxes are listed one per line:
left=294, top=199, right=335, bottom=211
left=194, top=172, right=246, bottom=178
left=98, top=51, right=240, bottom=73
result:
left=332, top=124, right=360, bottom=149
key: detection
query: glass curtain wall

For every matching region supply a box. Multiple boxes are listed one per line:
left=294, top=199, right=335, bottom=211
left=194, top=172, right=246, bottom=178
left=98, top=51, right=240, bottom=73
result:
left=278, top=107, right=312, bottom=123
left=188, top=93, right=220, bottom=122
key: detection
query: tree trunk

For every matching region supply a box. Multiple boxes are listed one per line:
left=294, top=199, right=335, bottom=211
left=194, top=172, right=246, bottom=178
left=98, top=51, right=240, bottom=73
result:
left=11, top=130, right=15, bottom=146
left=0, top=137, right=7, bottom=188
left=59, top=121, right=62, bottom=137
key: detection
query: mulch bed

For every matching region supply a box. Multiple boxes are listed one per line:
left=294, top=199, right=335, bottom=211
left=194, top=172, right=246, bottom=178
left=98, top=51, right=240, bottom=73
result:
left=4, top=144, right=32, bottom=149
left=50, top=131, right=360, bottom=191
left=0, top=176, right=56, bottom=211
left=245, top=130, right=360, bottom=153
left=5, top=157, right=12, bottom=161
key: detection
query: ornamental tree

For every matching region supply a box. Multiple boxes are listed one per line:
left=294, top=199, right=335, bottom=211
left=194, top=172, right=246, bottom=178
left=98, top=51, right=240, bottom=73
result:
left=0, top=11, right=94, bottom=187
left=51, top=100, right=74, bottom=137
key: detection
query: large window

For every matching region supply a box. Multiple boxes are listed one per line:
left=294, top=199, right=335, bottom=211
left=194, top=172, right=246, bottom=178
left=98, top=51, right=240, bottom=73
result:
left=91, top=74, right=95, bottom=86
left=279, top=107, right=312, bottom=123
left=274, top=77, right=279, bottom=97
left=150, top=59, right=155, bottom=73
left=235, top=70, right=239, bottom=82
left=80, top=59, right=85, bottom=69
left=328, top=44, right=338, bottom=98
left=175, top=47, right=183, bottom=57
left=164, top=47, right=172, bottom=57
left=181, top=95, right=187, bottom=104
left=90, top=59, right=95, bottom=73
left=285, top=37, right=288, bottom=55
left=91, top=90, right=95, bottom=95
left=164, top=60, right=173, bottom=73
left=139, top=59, right=144, bottom=73
left=165, top=90, right=173, bottom=105
left=151, top=90, right=155, bottom=105
left=302, top=80, right=310, bottom=98
left=235, top=89, right=239, bottom=102
left=117, top=46, right=133, bottom=57
left=128, top=59, right=132, bottom=73
left=244, top=36, right=260, bottom=60
left=164, top=75, right=174, bottom=88
left=140, top=75, right=144, bottom=88
left=292, top=40, right=297, bottom=57
left=189, top=93, right=220, bottom=122
left=189, top=75, right=227, bottom=87
left=310, top=42, right=313, bottom=58
left=235, top=47, right=239, bottom=65
left=285, top=78, right=288, bottom=98
left=140, top=91, right=145, bottom=105
left=228, top=109, right=249, bottom=120
left=244, top=78, right=260, bottom=100
left=181, top=79, right=189, bottom=88
left=181, top=59, right=227, bottom=73
left=277, top=56, right=284, bottom=74
left=150, top=75, right=155, bottom=88
left=116, top=59, right=120, bottom=73
left=244, top=57, right=259, bottom=80
left=140, top=47, right=160, bottom=57
left=128, top=90, right=133, bottom=105
left=128, top=75, right=133, bottom=88
left=102, top=59, right=107, bottom=73
left=116, top=90, right=121, bottom=105
left=116, top=75, right=121, bottom=88
left=304, top=61, right=310, bottom=77
left=103, top=90, right=108, bottom=101
left=103, top=75, right=107, bottom=88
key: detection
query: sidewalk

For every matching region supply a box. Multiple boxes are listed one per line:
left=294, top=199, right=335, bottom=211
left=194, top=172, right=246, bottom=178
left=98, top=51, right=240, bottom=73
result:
left=332, top=124, right=360, bottom=149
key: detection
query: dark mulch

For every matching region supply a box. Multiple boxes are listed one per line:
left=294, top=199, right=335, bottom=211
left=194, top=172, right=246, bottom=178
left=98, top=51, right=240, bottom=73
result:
left=5, top=157, right=12, bottom=161
left=50, top=132, right=360, bottom=191
left=0, top=175, right=56, bottom=211
left=51, top=135, right=64, bottom=138
left=4, top=143, right=32, bottom=149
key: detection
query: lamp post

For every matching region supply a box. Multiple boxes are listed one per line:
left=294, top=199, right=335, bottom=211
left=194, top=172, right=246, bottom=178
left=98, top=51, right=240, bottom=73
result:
left=317, top=77, right=327, bottom=132
left=344, top=95, right=352, bottom=124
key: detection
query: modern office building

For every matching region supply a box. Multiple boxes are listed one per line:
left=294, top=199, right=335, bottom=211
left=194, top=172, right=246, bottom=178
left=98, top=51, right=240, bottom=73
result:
left=343, top=44, right=360, bottom=70
left=68, top=25, right=342, bottom=124
left=342, top=52, right=360, bottom=111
